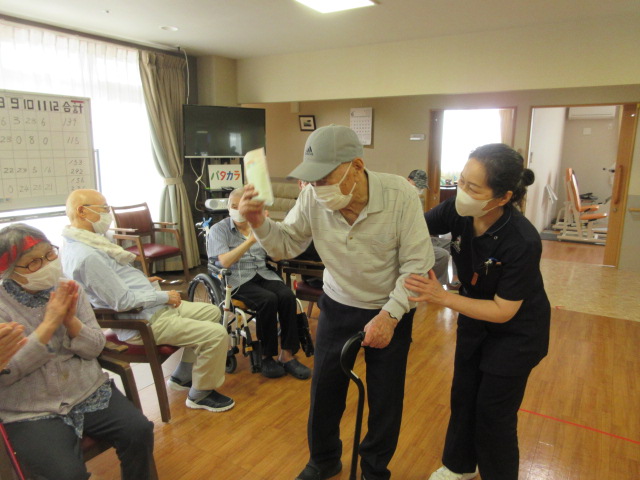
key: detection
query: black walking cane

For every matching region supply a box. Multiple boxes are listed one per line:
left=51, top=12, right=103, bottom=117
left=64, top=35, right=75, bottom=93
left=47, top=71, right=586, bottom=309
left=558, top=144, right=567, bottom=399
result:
left=340, top=331, right=366, bottom=480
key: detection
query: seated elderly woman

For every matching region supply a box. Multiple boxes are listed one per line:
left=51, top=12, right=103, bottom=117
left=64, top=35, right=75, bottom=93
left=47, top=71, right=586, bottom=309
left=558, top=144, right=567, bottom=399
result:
left=0, top=224, right=155, bottom=480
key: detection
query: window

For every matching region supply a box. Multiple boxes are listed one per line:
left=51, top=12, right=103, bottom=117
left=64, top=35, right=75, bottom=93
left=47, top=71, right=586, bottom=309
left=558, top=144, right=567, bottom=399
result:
left=0, top=20, right=162, bottom=234
left=441, top=109, right=503, bottom=183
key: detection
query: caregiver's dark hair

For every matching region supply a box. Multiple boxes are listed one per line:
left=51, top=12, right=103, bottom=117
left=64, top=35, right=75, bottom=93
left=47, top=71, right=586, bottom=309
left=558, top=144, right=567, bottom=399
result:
left=469, top=143, right=535, bottom=210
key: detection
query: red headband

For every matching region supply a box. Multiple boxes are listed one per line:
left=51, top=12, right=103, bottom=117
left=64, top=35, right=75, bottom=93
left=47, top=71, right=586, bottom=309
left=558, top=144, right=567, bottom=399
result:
left=0, top=236, right=43, bottom=273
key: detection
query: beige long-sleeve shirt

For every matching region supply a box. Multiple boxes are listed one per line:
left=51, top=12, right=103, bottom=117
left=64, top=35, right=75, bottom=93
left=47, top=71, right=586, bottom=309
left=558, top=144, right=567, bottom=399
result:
left=254, top=170, right=434, bottom=320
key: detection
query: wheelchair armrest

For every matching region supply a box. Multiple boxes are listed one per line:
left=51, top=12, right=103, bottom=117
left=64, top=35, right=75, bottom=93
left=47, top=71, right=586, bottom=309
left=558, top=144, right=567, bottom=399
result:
left=207, top=259, right=231, bottom=277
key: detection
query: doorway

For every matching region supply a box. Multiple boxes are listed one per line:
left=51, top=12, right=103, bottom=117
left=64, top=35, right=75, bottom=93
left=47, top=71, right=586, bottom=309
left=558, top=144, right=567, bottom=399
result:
left=526, top=103, right=637, bottom=267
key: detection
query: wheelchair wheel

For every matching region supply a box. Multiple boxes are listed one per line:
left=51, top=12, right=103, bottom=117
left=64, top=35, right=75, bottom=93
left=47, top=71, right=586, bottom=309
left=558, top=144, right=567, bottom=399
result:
left=226, top=354, right=238, bottom=374
left=187, top=273, right=223, bottom=306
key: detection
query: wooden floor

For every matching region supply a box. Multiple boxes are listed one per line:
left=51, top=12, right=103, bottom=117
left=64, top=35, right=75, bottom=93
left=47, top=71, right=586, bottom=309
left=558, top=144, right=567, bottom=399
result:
left=87, top=242, right=640, bottom=480
left=540, top=239, right=605, bottom=265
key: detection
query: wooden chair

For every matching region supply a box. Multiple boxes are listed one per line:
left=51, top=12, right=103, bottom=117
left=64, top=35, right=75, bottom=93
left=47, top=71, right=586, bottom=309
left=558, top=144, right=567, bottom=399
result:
left=110, top=202, right=189, bottom=281
left=279, top=259, right=324, bottom=317
left=93, top=308, right=180, bottom=423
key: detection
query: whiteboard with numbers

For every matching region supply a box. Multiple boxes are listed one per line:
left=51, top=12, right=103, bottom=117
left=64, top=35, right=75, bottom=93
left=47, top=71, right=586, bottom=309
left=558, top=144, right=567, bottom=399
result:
left=0, top=89, right=96, bottom=212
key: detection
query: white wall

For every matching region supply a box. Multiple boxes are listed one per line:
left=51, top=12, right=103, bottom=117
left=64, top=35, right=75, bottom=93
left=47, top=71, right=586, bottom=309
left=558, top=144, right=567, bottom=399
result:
left=236, top=16, right=640, bottom=104
left=560, top=112, right=620, bottom=207
left=526, top=108, right=566, bottom=232
left=197, top=55, right=238, bottom=106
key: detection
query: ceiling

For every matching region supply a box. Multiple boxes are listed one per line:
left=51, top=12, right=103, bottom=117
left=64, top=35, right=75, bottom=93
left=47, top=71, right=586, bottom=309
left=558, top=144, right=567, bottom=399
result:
left=1, top=0, right=638, bottom=59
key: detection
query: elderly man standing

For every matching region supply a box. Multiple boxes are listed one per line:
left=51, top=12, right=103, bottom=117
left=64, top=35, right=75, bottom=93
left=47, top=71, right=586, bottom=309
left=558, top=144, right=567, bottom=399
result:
left=61, top=189, right=234, bottom=413
left=240, top=125, right=434, bottom=480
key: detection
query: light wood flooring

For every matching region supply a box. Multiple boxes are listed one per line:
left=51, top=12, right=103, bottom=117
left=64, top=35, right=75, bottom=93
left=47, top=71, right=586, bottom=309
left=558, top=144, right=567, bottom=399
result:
left=87, top=241, right=640, bottom=479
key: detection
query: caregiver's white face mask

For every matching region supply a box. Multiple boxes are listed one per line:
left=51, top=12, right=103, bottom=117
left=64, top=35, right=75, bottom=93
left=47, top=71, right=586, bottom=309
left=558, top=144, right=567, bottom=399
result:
left=455, top=187, right=497, bottom=217
left=312, top=162, right=356, bottom=211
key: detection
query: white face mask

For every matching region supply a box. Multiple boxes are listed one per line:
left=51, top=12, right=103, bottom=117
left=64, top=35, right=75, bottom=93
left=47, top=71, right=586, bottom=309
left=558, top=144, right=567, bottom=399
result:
left=229, top=208, right=246, bottom=223
left=312, top=162, right=356, bottom=211
left=15, top=258, right=62, bottom=291
left=86, top=208, right=113, bottom=235
left=455, top=188, right=496, bottom=217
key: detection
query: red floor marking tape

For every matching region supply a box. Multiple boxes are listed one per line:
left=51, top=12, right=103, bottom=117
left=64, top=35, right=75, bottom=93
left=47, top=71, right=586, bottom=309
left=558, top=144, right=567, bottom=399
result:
left=519, top=408, right=640, bottom=445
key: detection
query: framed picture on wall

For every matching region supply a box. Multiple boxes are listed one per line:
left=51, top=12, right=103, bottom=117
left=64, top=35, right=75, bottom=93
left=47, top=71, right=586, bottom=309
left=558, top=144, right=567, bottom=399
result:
left=299, top=115, right=316, bottom=131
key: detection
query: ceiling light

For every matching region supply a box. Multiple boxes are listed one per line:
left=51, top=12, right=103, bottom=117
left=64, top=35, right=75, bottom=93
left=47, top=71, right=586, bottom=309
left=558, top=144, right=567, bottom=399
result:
left=160, top=26, right=179, bottom=32
left=294, top=0, right=376, bottom=14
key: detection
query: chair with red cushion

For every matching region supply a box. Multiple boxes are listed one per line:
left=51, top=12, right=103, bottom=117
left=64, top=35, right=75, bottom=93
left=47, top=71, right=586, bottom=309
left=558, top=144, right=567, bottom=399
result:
left=110, top=203, right=189, bottom=282
left=279, top=259, right=324, bottom=317
left=93, top=308, right=180, bottom=423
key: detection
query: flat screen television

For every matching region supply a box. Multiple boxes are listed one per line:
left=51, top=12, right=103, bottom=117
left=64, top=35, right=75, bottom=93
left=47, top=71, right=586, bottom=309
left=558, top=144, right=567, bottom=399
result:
left=183, top=105, right=266, bottom=158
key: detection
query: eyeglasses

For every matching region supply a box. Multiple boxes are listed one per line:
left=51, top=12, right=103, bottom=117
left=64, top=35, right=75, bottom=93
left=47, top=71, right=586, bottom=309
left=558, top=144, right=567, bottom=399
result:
left=14, top=246, right=59, bottom=273
left=83, top=204, right=110, bottom=212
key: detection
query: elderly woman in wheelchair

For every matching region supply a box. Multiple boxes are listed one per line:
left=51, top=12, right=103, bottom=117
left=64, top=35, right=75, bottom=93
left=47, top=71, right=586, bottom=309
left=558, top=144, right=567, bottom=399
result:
left=193, top=187, right=312, bottom=380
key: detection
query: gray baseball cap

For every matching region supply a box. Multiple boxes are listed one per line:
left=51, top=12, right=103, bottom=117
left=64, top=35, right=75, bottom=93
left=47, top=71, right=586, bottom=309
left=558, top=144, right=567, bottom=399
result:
left=287, top=125, right=364, bottom=182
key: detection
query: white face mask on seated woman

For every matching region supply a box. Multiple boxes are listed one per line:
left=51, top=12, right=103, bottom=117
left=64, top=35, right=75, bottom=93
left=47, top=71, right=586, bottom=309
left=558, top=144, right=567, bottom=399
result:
left=14, top=258, right=62, bottom=291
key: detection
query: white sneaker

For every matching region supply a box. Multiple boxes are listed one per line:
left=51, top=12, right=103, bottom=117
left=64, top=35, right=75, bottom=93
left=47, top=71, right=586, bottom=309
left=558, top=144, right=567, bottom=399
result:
left=428, top=465, right=479, bottom=480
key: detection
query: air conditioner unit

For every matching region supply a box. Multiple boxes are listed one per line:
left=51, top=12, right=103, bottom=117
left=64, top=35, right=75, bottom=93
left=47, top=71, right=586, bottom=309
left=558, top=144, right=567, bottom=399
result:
left=567, top=106, right=617, bottom=120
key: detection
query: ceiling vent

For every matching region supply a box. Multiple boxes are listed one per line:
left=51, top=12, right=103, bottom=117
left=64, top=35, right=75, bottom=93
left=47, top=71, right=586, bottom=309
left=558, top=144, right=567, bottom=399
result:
left=567, top=106, right=617, bottom=120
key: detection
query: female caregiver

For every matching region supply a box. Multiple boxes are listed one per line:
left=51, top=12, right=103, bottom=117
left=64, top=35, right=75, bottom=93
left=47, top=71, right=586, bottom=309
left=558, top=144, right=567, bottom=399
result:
left=406, top=143, right=550, bottom=480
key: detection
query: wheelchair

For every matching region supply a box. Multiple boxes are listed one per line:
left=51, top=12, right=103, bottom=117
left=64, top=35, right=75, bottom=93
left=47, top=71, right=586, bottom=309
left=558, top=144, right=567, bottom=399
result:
left=188, top=219, right=315, bottom=374
left=188, top=264, right=262, bottom=374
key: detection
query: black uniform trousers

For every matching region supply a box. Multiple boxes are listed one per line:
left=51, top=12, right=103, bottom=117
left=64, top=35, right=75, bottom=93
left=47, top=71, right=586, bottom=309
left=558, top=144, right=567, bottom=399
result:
left=234, top=274, right=300, bottom=357
left=308, top=294, right=414, bottom=480
left=442, top=344, right=531, bottom=480
left=4, top=382, right=154, bottom=480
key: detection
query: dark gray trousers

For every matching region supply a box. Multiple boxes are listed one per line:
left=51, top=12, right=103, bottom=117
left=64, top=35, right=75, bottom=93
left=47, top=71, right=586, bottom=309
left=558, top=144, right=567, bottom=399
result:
left=5, top=383, right=154, bottom=480
left=307, top=294, right=414, bottom=480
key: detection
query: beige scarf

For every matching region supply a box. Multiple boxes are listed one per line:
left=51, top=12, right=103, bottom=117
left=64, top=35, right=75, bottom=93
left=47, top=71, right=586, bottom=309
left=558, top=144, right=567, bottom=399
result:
left=62, top=226, right=137, bottom=265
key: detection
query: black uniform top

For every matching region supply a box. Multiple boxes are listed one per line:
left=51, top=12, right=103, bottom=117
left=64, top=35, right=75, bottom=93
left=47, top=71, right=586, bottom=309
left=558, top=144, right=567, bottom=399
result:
left=425, top=197, right=550, bottom=376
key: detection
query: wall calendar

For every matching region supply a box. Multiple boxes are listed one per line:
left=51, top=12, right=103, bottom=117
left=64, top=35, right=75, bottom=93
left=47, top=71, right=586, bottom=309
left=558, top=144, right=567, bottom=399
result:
left=0, top=89, right=96, bottom=213
left=350, top=107, right=373, bottom=146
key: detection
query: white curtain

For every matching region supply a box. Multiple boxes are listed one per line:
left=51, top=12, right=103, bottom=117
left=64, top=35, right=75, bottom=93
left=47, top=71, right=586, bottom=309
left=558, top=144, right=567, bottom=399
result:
left=0, top=19, right=162, bottom=219
left=499, top=108, right=515, bottom=145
